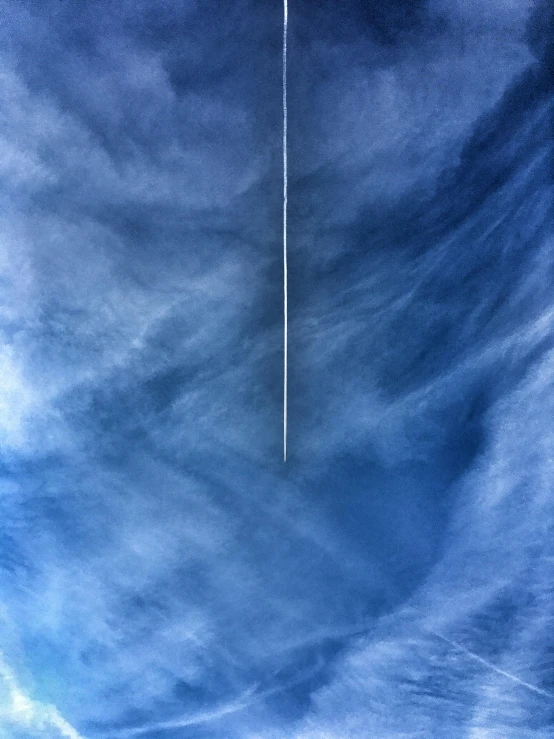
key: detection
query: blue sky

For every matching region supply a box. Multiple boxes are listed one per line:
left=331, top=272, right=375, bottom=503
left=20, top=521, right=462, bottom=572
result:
left=0, top=1, right=553, bottom=737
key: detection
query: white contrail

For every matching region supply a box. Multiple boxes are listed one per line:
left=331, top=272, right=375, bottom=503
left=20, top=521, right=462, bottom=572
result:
left=429, top=630, right=554, bottom=699
left=113, top=689, right=257, bottom=736
left=283, top=0, right=288, bottom=462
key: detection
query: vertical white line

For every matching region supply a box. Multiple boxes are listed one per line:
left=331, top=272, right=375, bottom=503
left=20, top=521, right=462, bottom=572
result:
left=283, top=0, right=288, bottom=462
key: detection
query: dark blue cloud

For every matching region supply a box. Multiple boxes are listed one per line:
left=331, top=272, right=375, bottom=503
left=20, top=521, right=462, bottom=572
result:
left=0, top=1, right=553, bottom=737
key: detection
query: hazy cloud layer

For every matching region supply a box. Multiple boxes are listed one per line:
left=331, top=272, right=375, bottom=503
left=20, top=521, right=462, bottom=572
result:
left=0, top=1, right=552, bottom=737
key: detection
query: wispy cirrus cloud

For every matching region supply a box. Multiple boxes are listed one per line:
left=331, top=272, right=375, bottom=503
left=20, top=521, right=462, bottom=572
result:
left=0, top=0, right=552, bottom=737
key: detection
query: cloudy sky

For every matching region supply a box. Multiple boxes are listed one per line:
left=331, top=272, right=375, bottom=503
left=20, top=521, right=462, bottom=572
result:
left=0, top=0, right=553, bottom=737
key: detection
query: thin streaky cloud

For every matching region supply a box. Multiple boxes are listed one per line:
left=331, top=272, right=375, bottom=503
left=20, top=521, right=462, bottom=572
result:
left=428, top=630, right=554, bottom=700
